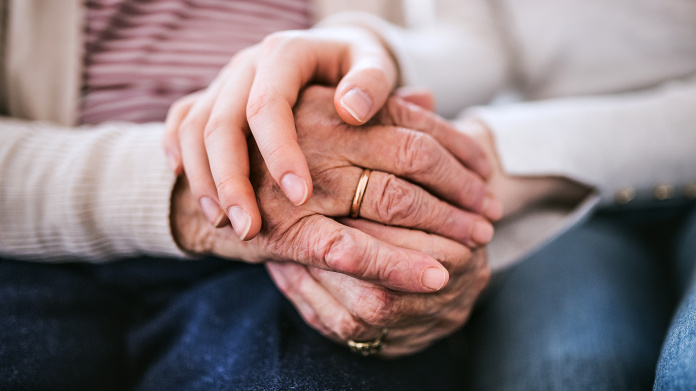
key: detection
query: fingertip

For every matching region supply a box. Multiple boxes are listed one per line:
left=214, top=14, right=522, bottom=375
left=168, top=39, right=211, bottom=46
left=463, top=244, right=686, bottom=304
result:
left=420, top=266, right=449, bottom=292
left=199, top=196, right=227, bottom=227
left=338, top=87, right=373, bottom=124
left=280, top=172, right=311, bottom=205
left=227, top=205, right=252, bottom=240
left=228, top=200, right=263, bottom=240
left=482, top=195, right=504, bottom=221
left=472, top=220, right=495, bottom=245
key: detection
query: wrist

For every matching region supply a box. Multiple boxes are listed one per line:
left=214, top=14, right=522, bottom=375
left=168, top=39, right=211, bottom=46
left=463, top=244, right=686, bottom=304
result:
left=457, top=119, right=591, bottom=219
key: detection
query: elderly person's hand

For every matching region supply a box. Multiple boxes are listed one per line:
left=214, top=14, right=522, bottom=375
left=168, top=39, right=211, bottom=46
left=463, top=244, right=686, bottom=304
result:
left=267, top=218, right=490, bottom=357
left=170, top=86, right=500, bottom=293
left=162, top=26, right=401, bottom=239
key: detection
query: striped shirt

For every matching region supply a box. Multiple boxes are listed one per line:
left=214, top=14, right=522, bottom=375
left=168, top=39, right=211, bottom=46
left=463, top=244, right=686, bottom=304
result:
left=81, top=0, right=311, bottom=125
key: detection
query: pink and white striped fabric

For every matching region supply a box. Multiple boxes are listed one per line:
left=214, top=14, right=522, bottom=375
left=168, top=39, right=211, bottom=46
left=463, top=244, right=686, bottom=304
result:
left=80, top=0, right=312, bottom=125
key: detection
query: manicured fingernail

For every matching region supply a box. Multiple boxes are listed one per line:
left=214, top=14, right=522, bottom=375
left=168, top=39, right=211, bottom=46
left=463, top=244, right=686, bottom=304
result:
left=421, top=267, right=447, bottom=291
left=228, top=206, right=251, bottom=240
left=166, top=151, right=178, bottom=172
left=483, top=196, right=503, bottom=221
left=281, top=173, right=308, bottom=205
left=472, top=221, right=494, bottom=244
left=199, top=196, right=225, bottom=226
left=340, top=88, right=372, bottom=123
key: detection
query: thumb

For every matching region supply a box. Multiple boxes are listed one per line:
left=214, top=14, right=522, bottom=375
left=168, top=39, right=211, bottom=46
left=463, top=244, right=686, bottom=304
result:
left=334, top=51, right=398, bottom=126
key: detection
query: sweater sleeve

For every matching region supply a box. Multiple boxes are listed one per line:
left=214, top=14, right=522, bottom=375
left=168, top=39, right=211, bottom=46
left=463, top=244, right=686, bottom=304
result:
left=316, top=0, right=510, bottom=119
left=0, top=117, right=186, bottom=262
left=470, top=74, right=696, bottom=206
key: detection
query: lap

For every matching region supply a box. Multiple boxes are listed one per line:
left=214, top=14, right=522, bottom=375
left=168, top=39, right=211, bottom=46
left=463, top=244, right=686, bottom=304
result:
left=0, top=260, right=129, bottom=390
left=464, top=206, right=687, bottom=391
left=129, top=262, right=467, bottom=391
left=654, top=204, right=696, bottom=390
left=0, top=258, right=467, bottom=391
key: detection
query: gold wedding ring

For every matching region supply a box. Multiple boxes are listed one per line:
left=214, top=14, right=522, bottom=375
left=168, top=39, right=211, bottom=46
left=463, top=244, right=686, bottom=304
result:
left=347, top=328, right=389, bottom=356
left=350, top=169, right=372, bottom=219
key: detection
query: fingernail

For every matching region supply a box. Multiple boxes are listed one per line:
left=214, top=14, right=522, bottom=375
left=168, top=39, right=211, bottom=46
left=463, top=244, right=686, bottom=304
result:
left=482, top=196, right=503, bottom=221
left=166, top=150, right=178, bottom=172
left=340, top=88, right=372, bottom=123
left=472, top=221, right=494, bottom=244
left=199, top=196, right=225, bottom=226
left=281, top=173, right=308, bottom=205
left=421, top=267, right=447, bottom=291
left=228, top=206, right=251, bottom=240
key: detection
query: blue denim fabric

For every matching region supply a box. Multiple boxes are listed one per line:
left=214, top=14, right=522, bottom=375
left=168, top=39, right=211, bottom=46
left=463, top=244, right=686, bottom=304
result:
left=464, top=202, right=696, bottom=391
left=654, top=203, right=696, bottom=391
left=1, top=203, right=694, bottom=390
left=0, top=258, right=467, bottom=391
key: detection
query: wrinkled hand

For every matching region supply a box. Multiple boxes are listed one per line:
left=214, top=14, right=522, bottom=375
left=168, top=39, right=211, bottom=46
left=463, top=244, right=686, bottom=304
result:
left=172, top=85, right=500, bottom=293
left=267, top=218, right=490, bottom=357
left=163, top=27, right=400, bottom=240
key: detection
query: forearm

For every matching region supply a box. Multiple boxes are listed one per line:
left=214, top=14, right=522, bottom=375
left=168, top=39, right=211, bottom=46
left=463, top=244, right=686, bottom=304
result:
left=469, top=75, right=696, bottom=210
left=0, top=118, right=184, bottom=261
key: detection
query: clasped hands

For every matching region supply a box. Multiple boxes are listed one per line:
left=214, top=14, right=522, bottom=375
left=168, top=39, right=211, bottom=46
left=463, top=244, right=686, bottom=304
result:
left=169, top=85, right=500, bottom=356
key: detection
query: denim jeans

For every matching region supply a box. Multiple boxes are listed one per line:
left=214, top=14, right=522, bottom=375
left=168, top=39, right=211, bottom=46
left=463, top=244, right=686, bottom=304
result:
left=1, top=202, right=695, bottom=390
left=0, top=258, right=467, bottom=390
left=465, top=201, right=696, bottom=391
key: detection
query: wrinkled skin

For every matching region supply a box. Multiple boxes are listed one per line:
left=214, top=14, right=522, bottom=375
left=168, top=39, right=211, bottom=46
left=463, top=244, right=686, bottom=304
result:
left=172, top=86, right=494, bottom=355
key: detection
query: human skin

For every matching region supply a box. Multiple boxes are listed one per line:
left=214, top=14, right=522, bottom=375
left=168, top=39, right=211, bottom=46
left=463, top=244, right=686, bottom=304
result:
left=169, top=86, right=495, bottom=353
left=163, top=27, right=401, bottom=238
left=162, top=26, right=503, bottom=241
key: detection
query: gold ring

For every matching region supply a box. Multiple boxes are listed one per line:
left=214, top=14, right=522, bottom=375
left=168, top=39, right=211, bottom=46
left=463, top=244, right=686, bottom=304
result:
left=350, top=169, right=372, bottom=218
left=347, top=328, right=388, bottom=357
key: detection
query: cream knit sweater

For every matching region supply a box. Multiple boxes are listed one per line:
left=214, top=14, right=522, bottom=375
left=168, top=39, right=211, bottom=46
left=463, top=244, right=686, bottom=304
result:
left=2, top=0, right=695, bottom=269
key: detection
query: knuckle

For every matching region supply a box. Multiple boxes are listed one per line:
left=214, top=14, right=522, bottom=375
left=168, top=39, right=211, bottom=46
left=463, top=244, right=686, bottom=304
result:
left=322, top=229, right=369, bottom=277
left=179, top=116, right=201, bottom=137
left=212, top=173, right=242, bottom=204
left=398, top=131, right=441, bottom=177
left=376, top=175, right=421, bottom=224
left=246, top=92, right=275, bottom=123
left=260, top=31, right=305, bottom=54
left=302, top=311, right=323, bottom=333
left=354, top=288, right=395, bottom=327
left=332, top=313, right=364, bottom=340
left=203, top=117, right=226, bottom=142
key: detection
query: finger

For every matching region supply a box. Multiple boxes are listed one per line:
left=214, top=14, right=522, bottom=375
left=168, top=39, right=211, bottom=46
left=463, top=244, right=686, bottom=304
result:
left=393, top=86, right=435, bottom=111
left=357, top=171, right=494, bottom=247
left=341, top=125, right=500, bottom=220
left=334, top=36, right=398, bottom=126
left=339, top=218, right=473, bottom=275
left=383, top=96, right=494, bottom=183
left=178, top=91, right=229, bottom=227
left=246, top=45, right=314, bottom=206
left=163, top=92, right=201, bottom=175
left=285, top=214, right=449, bottom=293
left=265, top=262, right=380, bottom=343
left=204, top=60, right=262, bottom=240
left=311, top=221, right=490, bottom=329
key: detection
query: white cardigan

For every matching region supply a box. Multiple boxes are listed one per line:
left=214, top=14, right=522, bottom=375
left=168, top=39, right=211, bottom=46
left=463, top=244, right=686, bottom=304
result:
left=1, top=0, right=695, bottom=269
